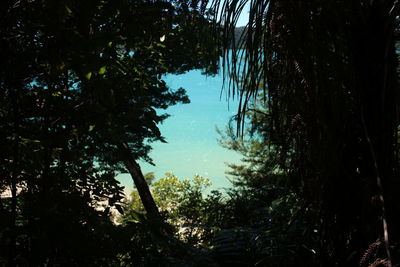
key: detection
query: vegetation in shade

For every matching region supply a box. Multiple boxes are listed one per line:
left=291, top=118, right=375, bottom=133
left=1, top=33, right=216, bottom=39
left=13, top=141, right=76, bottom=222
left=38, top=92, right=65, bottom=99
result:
left=208, top=0, right=400, bottom=265
left=0, top=0, right=218, bottom=265
left=1, top=0, right=399, bottom=266
left=212, top=97, right=315, bottom=266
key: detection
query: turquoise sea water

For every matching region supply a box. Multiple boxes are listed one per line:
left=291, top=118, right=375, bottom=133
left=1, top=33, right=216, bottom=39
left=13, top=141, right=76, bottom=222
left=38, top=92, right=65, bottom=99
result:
left=118, top=70, right=242, bottom=194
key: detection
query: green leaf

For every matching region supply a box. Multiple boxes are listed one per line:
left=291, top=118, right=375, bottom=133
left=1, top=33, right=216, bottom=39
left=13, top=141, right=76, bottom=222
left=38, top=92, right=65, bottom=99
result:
left=98, top=66, right=106, bottom=75
left=89, top=125, right=95, bottom=132
left=85, top=72, right=92, bottom=80
left=65, top=5, right=72, bottom=15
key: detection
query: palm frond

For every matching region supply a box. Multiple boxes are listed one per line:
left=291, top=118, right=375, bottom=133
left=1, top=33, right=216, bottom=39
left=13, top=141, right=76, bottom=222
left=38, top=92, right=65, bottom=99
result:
left=205, top=0, right=400, bottom=265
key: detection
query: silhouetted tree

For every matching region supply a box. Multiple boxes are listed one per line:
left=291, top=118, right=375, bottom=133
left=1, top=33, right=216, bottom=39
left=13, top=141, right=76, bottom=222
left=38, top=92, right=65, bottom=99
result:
left=210, top=0, right=400, bottom=265
left=0, top=0, right=218, bottom=265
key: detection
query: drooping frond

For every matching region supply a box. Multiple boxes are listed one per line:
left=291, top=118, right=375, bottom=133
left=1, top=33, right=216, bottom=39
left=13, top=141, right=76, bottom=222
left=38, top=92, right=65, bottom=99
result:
left=206, top=0, right=400, bottom=265
left=207, top=0, right=399, bottom=133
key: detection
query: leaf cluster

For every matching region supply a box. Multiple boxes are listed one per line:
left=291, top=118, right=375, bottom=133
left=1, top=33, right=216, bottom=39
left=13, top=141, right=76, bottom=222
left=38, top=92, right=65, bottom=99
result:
left=0, top=0, right=220, bottom=265
left=208, top=0, right=400, bottom=265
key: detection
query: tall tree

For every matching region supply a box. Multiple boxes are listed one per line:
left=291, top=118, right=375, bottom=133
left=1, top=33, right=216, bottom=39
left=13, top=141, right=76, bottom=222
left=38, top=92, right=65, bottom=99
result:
left=0, top=0, right=218, bottom=265
left=210, top=0, right=400, bottom=265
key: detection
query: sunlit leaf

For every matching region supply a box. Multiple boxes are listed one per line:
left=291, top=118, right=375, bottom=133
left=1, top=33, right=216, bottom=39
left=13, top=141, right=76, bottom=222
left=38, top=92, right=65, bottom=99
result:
left=85, top=72, right=92, bottom=80
left=98, top=66, right=106, bottom=75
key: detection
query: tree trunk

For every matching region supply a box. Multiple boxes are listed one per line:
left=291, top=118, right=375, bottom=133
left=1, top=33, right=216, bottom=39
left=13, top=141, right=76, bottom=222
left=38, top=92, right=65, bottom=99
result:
left=117, top=142, right=163, bottom=223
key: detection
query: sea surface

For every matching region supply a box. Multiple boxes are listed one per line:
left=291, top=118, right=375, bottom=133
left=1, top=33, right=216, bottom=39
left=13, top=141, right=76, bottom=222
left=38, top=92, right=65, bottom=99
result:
left=118, top=69, right=242, bottom=194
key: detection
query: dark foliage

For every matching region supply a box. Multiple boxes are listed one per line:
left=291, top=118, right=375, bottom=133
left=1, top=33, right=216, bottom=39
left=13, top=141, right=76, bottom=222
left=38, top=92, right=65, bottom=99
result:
left=0, top=0, right=218, bottom=265
left=209, top=0, right=400, bottom=266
